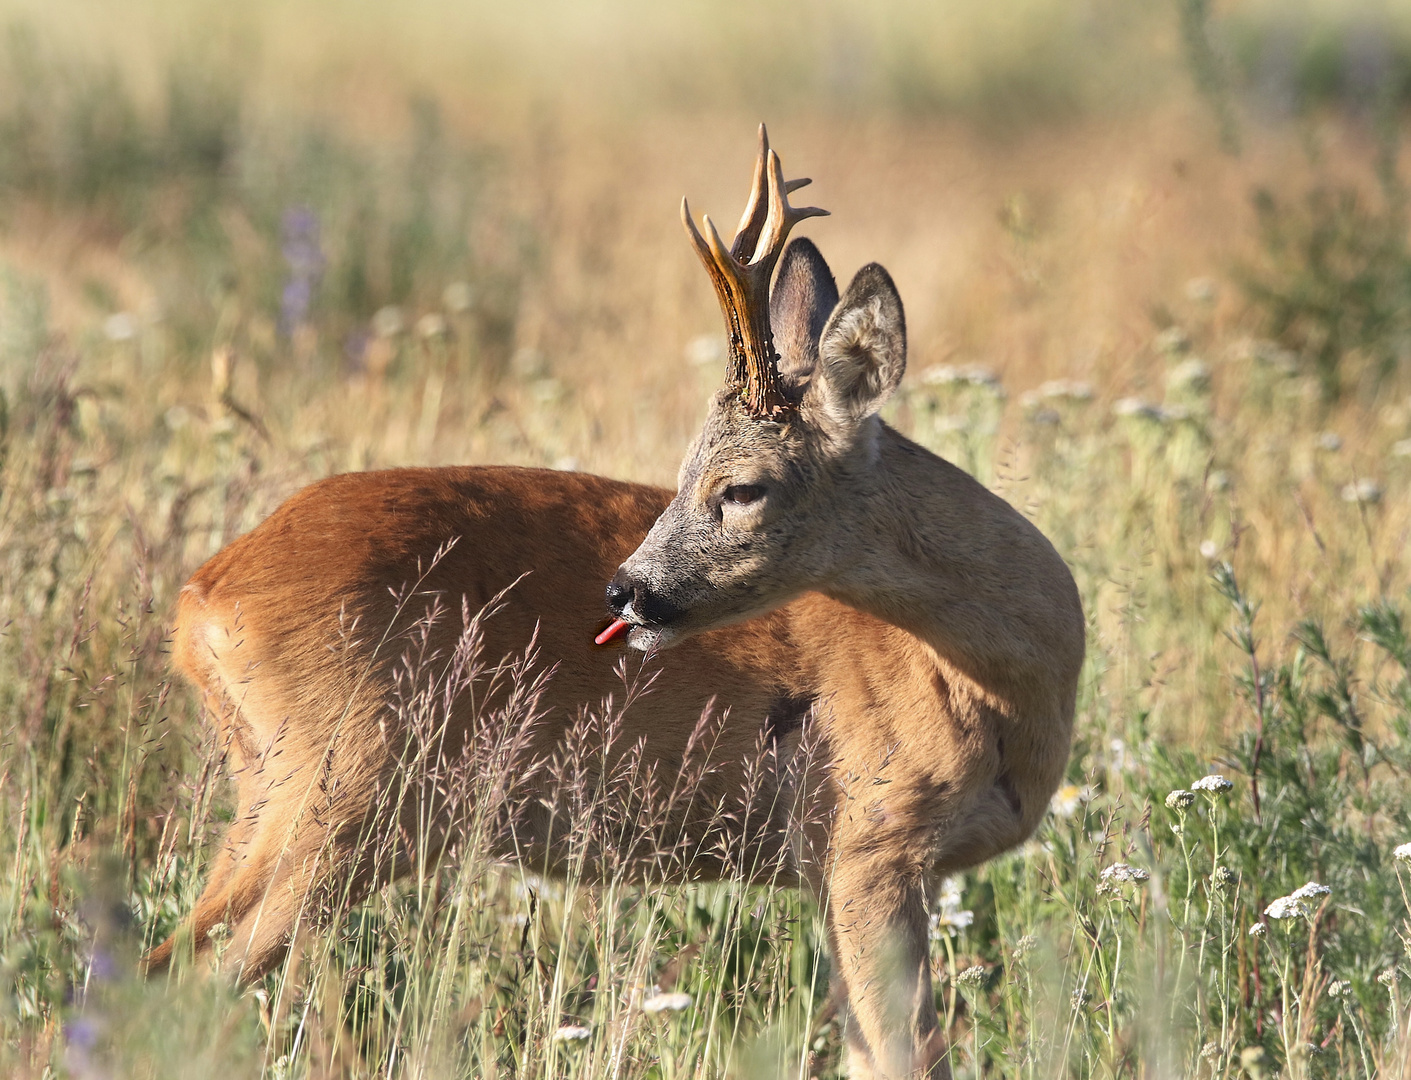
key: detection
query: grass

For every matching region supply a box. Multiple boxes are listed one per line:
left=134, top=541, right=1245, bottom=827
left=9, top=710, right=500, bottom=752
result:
left=4, top=3, right=1411, bottom=1077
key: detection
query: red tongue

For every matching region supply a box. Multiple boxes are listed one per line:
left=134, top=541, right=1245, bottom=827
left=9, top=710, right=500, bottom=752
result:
left=594, top=618, right=630, bottom=646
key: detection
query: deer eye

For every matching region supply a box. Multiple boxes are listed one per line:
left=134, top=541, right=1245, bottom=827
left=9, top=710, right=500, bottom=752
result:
left=723, top=484, right=765, bottom=506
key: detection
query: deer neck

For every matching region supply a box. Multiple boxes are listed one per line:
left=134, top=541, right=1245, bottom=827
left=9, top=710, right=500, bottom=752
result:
left=821, top=423, right=1084, bottom=713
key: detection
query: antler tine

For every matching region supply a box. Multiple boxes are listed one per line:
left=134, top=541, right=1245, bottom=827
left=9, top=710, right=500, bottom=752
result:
left=681, top=130, right=829, bottom=416
left=750, top=148, right=828, bottom=272
left=729, top=124, right=772, bottom=264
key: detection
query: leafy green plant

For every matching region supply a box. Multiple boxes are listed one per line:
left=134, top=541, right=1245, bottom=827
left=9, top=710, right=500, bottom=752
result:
left=1240, top=183, right=1411, bottom=401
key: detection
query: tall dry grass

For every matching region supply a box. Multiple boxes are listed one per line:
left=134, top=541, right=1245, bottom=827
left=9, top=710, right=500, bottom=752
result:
left=3, top=0, right=1411, bottom=1076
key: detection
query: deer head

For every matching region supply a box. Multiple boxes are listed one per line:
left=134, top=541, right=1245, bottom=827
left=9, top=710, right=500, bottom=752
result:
left=608, top=127, right=907, bottom=651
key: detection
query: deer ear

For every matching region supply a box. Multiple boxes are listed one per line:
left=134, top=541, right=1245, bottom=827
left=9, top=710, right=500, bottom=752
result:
left=808, top=263, right=906, bottom=428
left=770, top=238, right=839, bottom=385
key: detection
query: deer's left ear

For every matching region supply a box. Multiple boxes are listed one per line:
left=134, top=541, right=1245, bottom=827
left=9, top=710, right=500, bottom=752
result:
left=806, top=263, right=906, bottom=430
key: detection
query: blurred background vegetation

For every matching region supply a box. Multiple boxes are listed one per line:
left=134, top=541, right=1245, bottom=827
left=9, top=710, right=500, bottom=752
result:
left=4, top=0, right=1411, bottom=1076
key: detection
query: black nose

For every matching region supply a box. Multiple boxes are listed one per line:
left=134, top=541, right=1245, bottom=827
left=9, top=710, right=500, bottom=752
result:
left=606, top=569, right=634, bottom=615
left=605, top=568, right=684, bottom=626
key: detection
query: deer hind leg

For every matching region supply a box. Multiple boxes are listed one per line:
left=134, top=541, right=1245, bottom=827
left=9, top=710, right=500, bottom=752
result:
left=214, top=813, right=382, bottom=982
left=146, top=732, right=394, bottom=982
left=143, top=710, right=270, bottom=976
left=150, top=788, right=392, bottom=983
left=142, top=810, right=261, bottom=976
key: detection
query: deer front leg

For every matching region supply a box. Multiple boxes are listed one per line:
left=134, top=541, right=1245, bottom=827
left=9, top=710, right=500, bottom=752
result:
left=824, top=839, right=950, bottom=1080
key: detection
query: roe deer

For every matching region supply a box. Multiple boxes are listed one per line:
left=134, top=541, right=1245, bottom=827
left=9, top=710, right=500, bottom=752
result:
left=148, top=127, right=1084, bottom=1080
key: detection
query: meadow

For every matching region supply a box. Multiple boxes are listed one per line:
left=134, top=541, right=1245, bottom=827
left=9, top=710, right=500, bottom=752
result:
left=4, top=0, right=1411, bottom=1076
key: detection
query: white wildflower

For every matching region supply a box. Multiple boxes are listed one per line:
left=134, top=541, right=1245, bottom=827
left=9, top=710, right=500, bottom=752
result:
left=1038, top=378, right=1094, bottom=402
left=937, top=876, right=962, bottom=908
left=1108, top=738, right=1127, bottom=771
left=1289, top=882, right=1330, bottom=901
left=1264, top=896, right=1308, bottom=920
left=1185, top=277, right=1218, bottom=304
left=953, top=965, right=986, bottom=988
left=1162, top=784, right=1196, bottom=807
left=1211, top=866, right=1237, bottom=889
left=641, top=991, right=693, bottom=1014
left=1167, top=358, right=1211, bottom=393
left=1379, top=969, right=1401, bottom=989
left=1248, top=922, right=1267, bottom=937
left=1393, top=842, right=1411, bottom=862
left=1013, top=934, right=1038, bottom=959
left=1341, top=479, right=1383, bottom=505
left=933, top=909, right=974, bottom=934
left=1114, top=396, right=1163, bottom=421
left=922, top=364, right=1002, bottom=391
left=1050, top=784, right=1090, bottom=819
left=554, top=1024, right=592, bottom=1042
left=922, top=364, right=962, bottom=385
left=1327, top=980, right=1351, bottom=999
left=1154, top=327, right=1191, bottom=355
left=510, top=873, right=555, bottom=901
left=964, top=365, right=1002, bottom=390
left=1165, top=789, right=1196, bottom=811
left=1100, top=863, right=1150, bottom=885
left=1199, top=539, right=1219, bottom=559
left=372, top=305, right=405, bottom=338
left=1199, top=1041, right=1223, bottom=1061
left=416, top=312, right=448, bottom=340
left=1191, top=774, right=1233, bottom=794
left=103, top=312, right=138, bottom=342
left=929, top=876, right=974, bottom=938
left=442, top=281, right=475, bottom=313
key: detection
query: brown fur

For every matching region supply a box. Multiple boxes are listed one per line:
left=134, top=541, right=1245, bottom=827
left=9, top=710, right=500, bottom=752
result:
left=150, top=244, right=1083, bottom=1079
left=605, top=241, right=1085, bottom=1077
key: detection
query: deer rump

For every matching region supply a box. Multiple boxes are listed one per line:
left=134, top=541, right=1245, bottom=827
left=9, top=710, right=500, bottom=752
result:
left=150, top=465, right=849, bottom=981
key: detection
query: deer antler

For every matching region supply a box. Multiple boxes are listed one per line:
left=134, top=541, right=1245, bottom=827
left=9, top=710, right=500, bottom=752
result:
left=681, top=125, right=828, bottom=416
